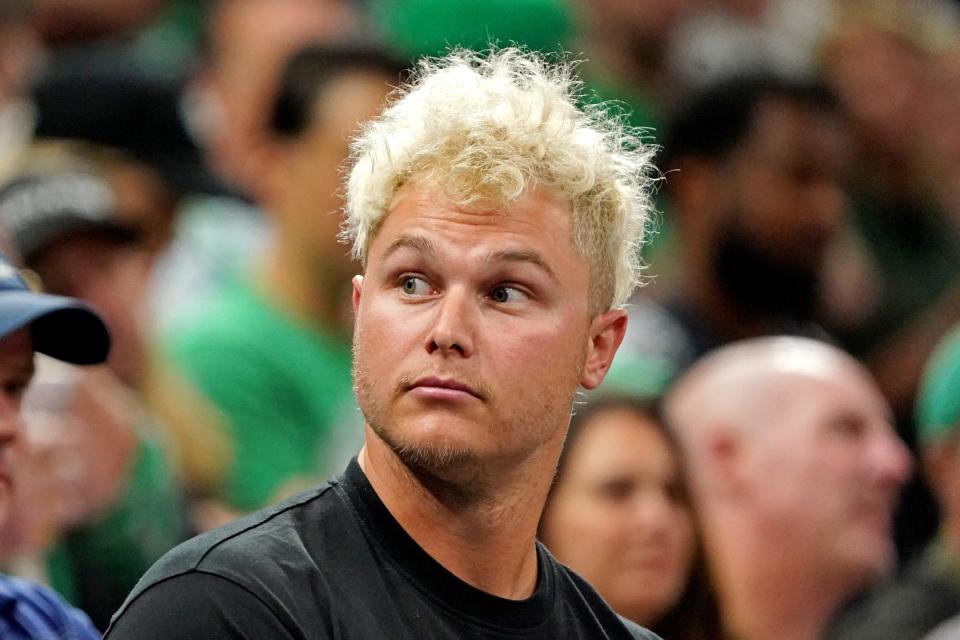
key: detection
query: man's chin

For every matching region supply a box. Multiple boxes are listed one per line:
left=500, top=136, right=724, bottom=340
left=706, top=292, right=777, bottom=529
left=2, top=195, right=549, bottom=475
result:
left=842, top=536, right=896, bottom=586
left=370, top=421, right=481, bottom=483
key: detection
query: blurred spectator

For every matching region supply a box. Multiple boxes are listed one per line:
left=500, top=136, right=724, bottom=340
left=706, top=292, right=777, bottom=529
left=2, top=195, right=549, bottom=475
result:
left=602, top=74, right=850, bottom=397
left=164, top=44, right=401, bottom=522
left=814, top=2, right=960, bottom=558
left=147, top=0, right=361, bottom=334
left=665, top=336, right=912, bottom=640
left=826, top=325, right=960, bottom=639
left=818, top=1, right=960, bottom=420
left=0, top=249, right=110, bottom=639
left=188, top=0, right=358, bottom=197
left=0, top=146, right=187, bottom=628
left=539, top=397, right=720, bottom=640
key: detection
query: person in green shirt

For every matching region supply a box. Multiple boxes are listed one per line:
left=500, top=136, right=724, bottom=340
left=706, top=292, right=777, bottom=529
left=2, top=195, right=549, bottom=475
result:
left=166, top=43, right=403, bottom=518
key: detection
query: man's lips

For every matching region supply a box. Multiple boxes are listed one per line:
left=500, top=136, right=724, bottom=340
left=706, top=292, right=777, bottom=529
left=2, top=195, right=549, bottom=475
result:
left=407, top=376, right=483, bottom=401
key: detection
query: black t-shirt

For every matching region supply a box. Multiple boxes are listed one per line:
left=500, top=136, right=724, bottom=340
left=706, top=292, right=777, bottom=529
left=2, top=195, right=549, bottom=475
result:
left=106, top=458, right=659, bottom=639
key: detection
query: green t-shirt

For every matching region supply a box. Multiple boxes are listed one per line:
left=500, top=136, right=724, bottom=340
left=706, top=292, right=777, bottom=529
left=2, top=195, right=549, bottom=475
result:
left=166, top=279, right=357, bottom=511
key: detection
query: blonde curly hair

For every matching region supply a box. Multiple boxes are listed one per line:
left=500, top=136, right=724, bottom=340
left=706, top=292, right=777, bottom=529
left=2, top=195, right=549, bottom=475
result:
left=343, top=47, right=657, bottom=312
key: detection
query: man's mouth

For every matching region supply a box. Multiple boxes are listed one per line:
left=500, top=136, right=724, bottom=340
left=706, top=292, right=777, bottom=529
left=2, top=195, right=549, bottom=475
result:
left=408, top=376, right=483, bottom=401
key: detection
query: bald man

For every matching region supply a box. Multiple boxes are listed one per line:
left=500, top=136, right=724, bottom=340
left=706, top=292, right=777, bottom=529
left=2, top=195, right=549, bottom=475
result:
left=664, top=337, right=912, bottom=640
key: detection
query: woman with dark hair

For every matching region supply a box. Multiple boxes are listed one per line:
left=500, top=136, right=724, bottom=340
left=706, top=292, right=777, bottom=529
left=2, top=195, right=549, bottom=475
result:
left=540, top=397, right=721, bottom=639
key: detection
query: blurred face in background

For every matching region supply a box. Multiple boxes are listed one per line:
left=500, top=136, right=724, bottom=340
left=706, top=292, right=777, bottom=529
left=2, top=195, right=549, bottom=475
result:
left=740, top=363, right=912, bottom=587
left=710, top=98, right=850, bottom=317
left=824, top=24, right=926, bottom=162
left=198, top=0, right=359, bottom=196
left=270, top=69, right=393, bottom=282
left=540, top=406, right=696, bottom=625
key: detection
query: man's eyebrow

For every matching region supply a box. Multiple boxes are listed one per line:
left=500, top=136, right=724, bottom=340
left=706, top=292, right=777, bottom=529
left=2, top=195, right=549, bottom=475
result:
left=381, top=237, right=558, bottom=281
left=382, top=234, right=438, bottom=260
left=486, top=249, right=557, bottom=282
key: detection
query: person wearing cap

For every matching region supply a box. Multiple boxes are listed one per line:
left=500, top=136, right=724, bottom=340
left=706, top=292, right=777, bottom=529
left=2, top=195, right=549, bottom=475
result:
left=0, top=250, right=108, bottom=639
left=825, top=325, right=960, bottom=640
left=0, top=149, right=189, bottom=629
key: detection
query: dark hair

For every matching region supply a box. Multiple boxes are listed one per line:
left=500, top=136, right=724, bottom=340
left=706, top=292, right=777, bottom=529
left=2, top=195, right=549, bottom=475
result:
left=554, top=396, right=672, bottom=484
left=269, top=42, right=405, bottom=137
left=544, top=395, right=723, bottom=640
left=660, top=74, right=840, bottom=175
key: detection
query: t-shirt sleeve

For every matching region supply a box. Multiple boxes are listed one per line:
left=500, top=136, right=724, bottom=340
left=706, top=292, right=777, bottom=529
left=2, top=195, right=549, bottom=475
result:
left=105, top=571, right=305, bottom=640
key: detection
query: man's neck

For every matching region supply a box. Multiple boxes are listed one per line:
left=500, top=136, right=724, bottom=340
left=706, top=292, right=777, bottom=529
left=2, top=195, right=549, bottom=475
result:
left=357, top=432, right=552, bottom=600
left=707, top=519, right=851, bottom=640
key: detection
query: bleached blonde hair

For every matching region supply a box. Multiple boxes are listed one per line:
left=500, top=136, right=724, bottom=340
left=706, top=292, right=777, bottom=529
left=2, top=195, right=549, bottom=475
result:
left=343, top=47, right=657, bottom=312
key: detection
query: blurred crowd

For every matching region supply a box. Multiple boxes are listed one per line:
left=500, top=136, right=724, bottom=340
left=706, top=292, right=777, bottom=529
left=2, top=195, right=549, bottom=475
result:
left=1, top=0, right=960, bottom=638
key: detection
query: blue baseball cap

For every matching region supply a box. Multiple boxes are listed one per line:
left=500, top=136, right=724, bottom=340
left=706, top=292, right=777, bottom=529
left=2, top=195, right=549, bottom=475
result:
left=0, top=253, right=110, bottom=365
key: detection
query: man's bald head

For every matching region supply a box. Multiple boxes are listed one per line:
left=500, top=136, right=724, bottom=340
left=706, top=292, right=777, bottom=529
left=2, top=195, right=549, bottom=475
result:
left=665, top=337, right=886, bottom=447
left=664, top=336, right=911, bottom=591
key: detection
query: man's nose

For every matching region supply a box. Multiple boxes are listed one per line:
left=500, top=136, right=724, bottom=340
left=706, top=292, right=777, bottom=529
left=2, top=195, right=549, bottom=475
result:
left=873, top=429, right=913, bottom=489
left=425, top=287, right=476, bottom=358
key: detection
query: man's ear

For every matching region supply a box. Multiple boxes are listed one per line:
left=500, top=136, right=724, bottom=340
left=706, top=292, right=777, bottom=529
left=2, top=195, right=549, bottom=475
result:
left=704, top=426, right=748, bottom=499
left=352, top=275, right=364, bottom=315
left=580, top=309, right=627, bottom=390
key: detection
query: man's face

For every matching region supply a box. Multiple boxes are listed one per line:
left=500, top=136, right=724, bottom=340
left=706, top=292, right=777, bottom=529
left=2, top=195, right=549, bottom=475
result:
left=742, top=364, right=911, bottom=585
left=709, top=98, right=850, bottom=315
left=352, top=180, right=614, bottom=485
left=0, top=327, right=33, bottom=525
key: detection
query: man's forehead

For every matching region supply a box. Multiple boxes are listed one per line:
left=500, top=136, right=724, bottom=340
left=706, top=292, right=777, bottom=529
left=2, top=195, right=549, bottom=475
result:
left=747, top=368, right=893, bottom=438
left=372, top=179, right=575, bottom=246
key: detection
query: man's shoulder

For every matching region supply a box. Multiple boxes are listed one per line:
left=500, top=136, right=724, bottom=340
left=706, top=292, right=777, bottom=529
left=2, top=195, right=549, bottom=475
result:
left=107, top=478, right=371, bottom=638
left=121, top=481, right=343, bottom=600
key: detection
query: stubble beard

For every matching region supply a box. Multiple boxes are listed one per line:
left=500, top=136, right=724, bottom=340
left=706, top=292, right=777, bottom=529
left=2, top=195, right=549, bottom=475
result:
left=351, top=353, right=584, bottom=503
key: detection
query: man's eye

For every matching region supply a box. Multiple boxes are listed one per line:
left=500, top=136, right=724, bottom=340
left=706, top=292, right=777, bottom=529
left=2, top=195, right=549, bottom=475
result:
left=490, top=286, right=526, bottom=304
left=401, top=276, right=432, bottom=296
